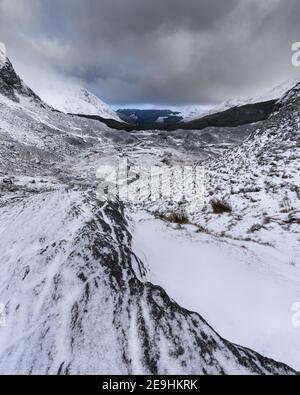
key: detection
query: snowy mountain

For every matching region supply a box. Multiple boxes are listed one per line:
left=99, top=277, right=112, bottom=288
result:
left=181, top=78, right=300, bottom=124
left=174, top=104, right=215, bottom=121
left=0, top=57, right=298, bottom=374
left=41, top=85, right=122, bottom=121
left=124, top=80, right=300, bottom=131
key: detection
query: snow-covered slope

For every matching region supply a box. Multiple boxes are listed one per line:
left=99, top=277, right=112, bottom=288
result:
left=198, top=83, right=300, bottom=253
left=41, top=85, right=122, bottom=121
left=0, top=190, right=294, bottom=375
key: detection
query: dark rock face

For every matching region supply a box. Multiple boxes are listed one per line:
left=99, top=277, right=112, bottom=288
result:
left=0, top=59, right=42, bottom=103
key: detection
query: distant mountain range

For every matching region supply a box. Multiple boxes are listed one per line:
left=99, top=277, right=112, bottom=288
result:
left=115, top=100, right=276, bottom=131
left=25, top=69, right=299, bottom=133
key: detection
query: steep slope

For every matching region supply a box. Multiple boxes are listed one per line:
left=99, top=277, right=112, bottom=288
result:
left=41, top=85, right=122, bottom=122
left=176, top=79, right=299, bottom=130
left=0, top=58, right=42, bottom=104
left=209, top=78, right=300, bottom=117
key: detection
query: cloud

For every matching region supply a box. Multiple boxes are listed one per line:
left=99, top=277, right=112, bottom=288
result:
left=0, top=0, right=300, bottom=105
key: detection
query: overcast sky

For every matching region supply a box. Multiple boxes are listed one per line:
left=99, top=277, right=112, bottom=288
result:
left=0, top=0, right=300, bottom=107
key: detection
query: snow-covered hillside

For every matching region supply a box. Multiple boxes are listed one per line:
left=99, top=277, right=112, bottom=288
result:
left=0, top=57, right=298, bottom=375
left=0, top=189, right=295, bottom=375
left=182, top=78, right=300, bottom=122
left=40, top=85, right=122, bottom=121
left=138, top=82, right=300, bottom=265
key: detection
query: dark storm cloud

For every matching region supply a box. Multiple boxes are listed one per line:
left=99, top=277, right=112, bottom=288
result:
left=59, top=0, right=237, bottom=38
left=0, top=0, right=300, bottom=105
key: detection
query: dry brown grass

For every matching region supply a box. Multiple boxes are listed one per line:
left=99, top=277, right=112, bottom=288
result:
left=155, top=212, right=190, bottom=225
left=211, top=199, right=232, bottom=214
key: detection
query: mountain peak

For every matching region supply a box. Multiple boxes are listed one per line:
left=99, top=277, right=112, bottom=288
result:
left=39, top=84, right=122, bottom=121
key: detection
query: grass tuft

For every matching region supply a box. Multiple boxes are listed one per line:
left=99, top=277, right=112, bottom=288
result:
left=211, top=199, right=232, bottom=214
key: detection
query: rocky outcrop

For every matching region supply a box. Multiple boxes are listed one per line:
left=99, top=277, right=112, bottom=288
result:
left=0, top=58, right=42, bottom=103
